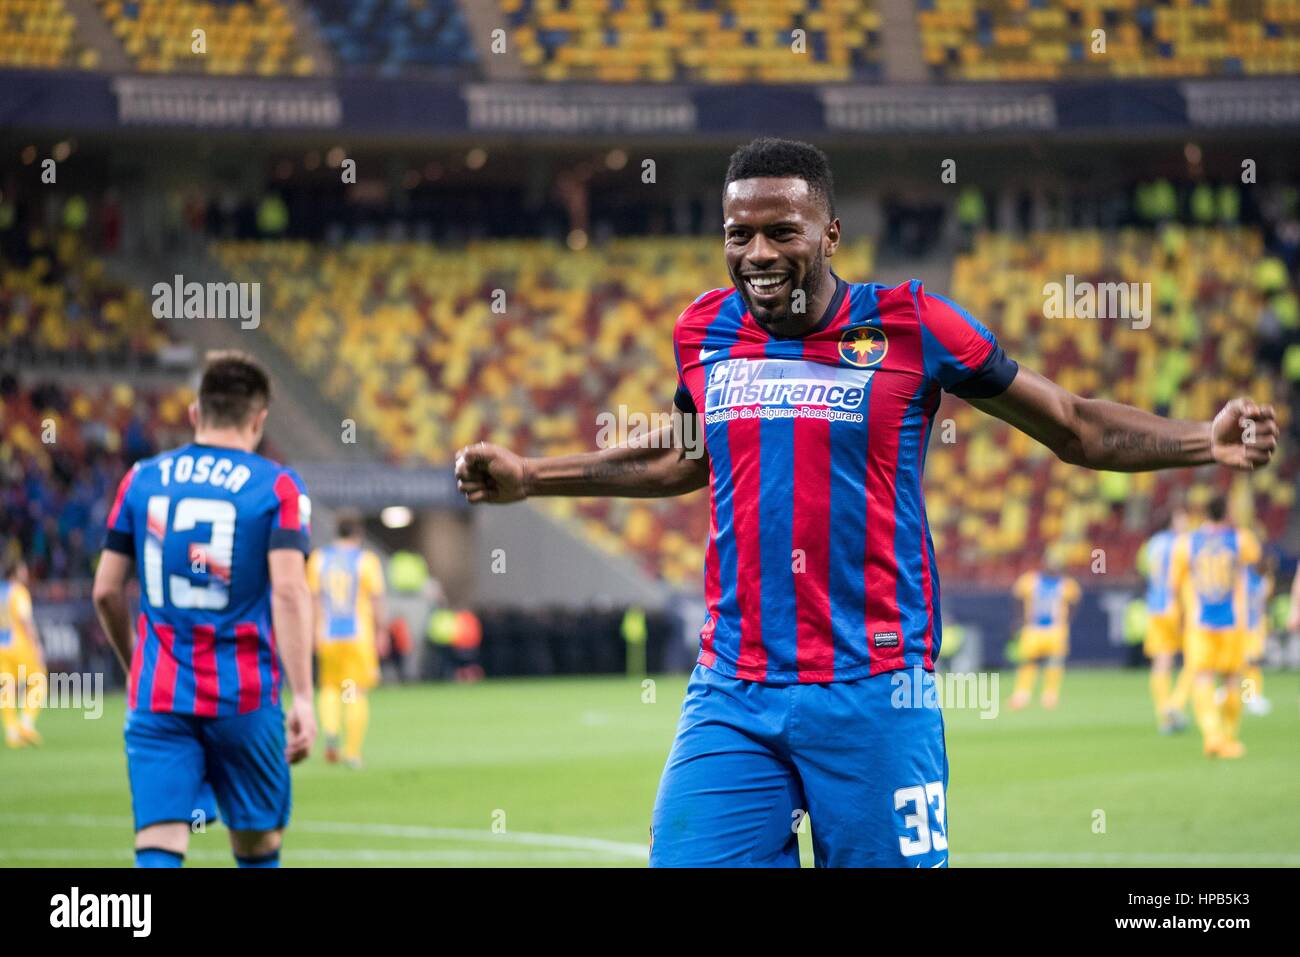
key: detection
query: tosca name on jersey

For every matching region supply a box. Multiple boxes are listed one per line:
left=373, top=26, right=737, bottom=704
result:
left=104, top=443, right=311, bottom=716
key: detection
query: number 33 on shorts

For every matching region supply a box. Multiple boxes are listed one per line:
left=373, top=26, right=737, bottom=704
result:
left=894, top=780, right=948, bottom=865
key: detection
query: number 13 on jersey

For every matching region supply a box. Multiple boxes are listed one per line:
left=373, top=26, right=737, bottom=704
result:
left=145, top=495, right=237, bottom=611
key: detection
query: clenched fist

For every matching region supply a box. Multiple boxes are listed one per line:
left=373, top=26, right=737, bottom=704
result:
left=455, top=442, right=530, bottom=504
left=1210, top=398, right=1279, bottom=471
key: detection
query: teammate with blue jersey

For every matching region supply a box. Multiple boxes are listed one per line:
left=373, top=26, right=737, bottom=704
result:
left=92, top=352, right=317, bottom=868
left=455, top=139, right=1279, bottom=866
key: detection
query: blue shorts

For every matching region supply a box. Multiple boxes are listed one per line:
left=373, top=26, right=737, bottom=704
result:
left=124, top=707, right=291, bottom=833
left=650, top=664, right=948, bottom=867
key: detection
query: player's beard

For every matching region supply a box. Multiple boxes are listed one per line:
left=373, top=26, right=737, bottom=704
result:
left=737, top=247, right=825, bottom=336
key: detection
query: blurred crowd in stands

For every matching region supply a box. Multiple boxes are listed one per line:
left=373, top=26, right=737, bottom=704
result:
left=0, top=373, right=195, bottom=583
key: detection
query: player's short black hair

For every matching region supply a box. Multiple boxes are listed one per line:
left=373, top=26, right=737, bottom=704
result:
left=198, top=350, right=271, bottom=427
left=723, top=138, right=835, bottom=219
left=335, top=509, right=363, bottom=539
left=1206, top=495, right=1228, bottom=522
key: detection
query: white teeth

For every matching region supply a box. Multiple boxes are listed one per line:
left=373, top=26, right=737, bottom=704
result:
left=748, top=275, right=786, bottom=290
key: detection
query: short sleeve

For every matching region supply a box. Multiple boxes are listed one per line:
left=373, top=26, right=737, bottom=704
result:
left=1066, top=579, right=1082, bottom=603
left=1013, top=572, right=1033, bottom=600
left=914, top=284, right=1019, bottom=398
left=270, top=469, right=312, bottom=554
left=671, top=322, right=698, bottom=414
left=104, top=465, right=139, bottom=555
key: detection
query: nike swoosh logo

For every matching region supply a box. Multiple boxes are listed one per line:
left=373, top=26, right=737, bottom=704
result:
left=698, top=348, right=720, bottom=360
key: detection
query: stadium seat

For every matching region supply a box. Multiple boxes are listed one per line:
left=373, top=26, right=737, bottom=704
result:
left=97, top=0, right=316, bottom=75
left=0, top=0, right=97, bottom=69
left=917, top=0, right=1300, bottom=82
left=502, top=0, right=884, bottom=83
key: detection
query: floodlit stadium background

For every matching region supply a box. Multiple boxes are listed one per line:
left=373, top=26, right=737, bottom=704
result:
left=1, top=0, right=1299, bottom=866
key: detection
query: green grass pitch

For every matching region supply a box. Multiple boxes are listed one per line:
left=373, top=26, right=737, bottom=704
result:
left=1, top=669, right=1297, bottom=866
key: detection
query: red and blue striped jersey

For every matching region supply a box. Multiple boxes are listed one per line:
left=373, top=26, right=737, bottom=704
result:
left=103, top=442, right=311, bottom=715
left=673, top=276, right=1017, bottom=683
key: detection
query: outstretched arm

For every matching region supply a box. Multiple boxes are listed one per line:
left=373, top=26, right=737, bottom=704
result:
left=456, top=408, right=709, bottom=503
left=969, top=365, right=1278, bottom=472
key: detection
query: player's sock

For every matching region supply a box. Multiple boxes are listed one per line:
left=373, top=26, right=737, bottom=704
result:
left=135, top=847, right=184, bottom=868
left=1150, top=669, right=1171, bottom=720
left=235, top=850, right=280, bottom=868
left=1, top=700, right=19, bottom=738
left=343, top=693, right=369, bottom=762
left=1012, top=663, right=1038, bottom=698
left=1041, top=664, right=1064, bottom=705
left=319, top=686, right=342, bottom=739
left=1219, top=682, right=1243, bottom=742
left=1192, top=680, right=1221, bottom=743
left=1169, top=667, right=1193, bottom=712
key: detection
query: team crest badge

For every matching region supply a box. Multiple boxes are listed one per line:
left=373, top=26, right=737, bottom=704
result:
left=838, top=325, right=887, bottom=368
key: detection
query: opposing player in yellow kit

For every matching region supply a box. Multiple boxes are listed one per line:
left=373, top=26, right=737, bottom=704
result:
left=1169, top=496, right=1259, bottom=758
left=306, top=512, right=386, bottom=768
left=1009, top=552, right=1081, bottom=710
left=0, top=558, right=47, bottom=748
left=1139, top=508, right=1192, bottom=733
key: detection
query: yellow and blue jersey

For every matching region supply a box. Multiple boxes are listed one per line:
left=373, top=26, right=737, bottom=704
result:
left=1140, top=529, right=1180, bottom=616
left=1013, top=571, right=1081, bottom=629
left=306, top=545, right=384, bottom=645
left=0, top=580, right=35, bottom=652
left=1170, top=526, right=1260, bottom=630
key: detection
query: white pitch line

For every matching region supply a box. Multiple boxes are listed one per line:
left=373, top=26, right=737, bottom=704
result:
left=0, top=813, right=648, bottom=861
left=9, top=815, right=1290, bottom=866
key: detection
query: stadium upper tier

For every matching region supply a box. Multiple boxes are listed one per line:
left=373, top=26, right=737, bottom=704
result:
left=5, top=0, right=1297, bottom=80
left=97, top=0, right=316, bottom=75
left=918, top=0, right=1300, bottom=81
left=305, top=0, right=476, bottom=76
left=501, top=0, right=883, bottom=83
left=0, top=0, right=97, bottom=69
left=213, top=229, right=1296, bottom=586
